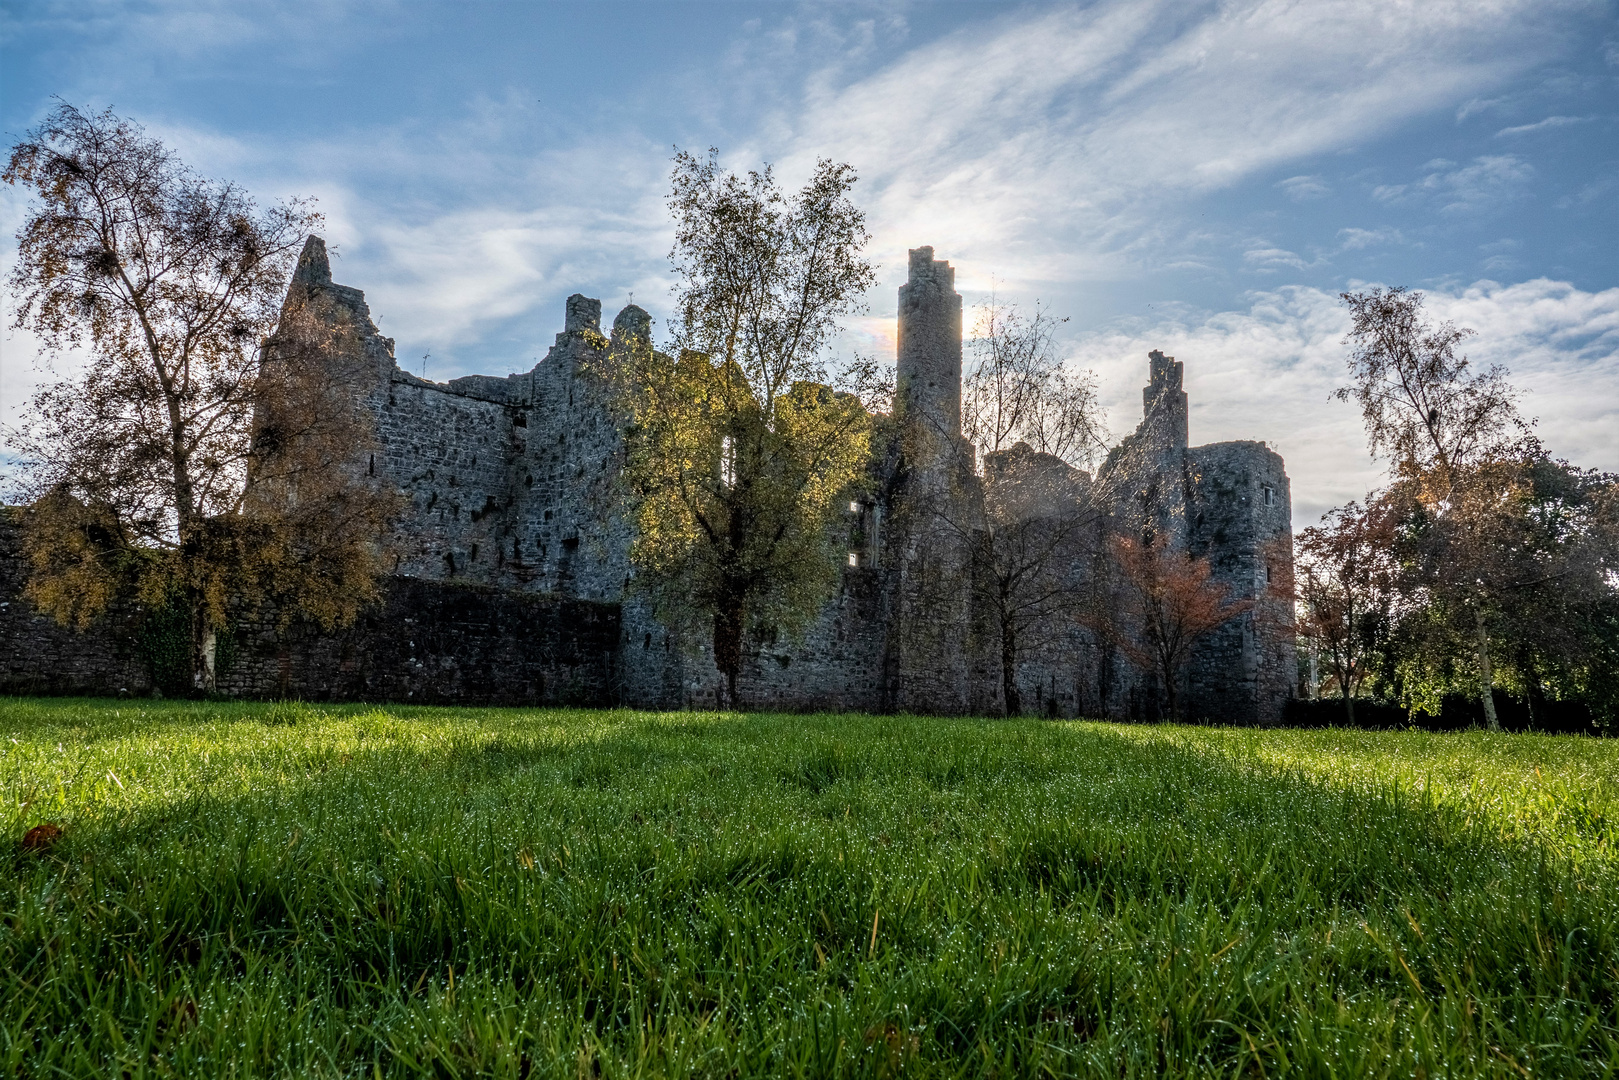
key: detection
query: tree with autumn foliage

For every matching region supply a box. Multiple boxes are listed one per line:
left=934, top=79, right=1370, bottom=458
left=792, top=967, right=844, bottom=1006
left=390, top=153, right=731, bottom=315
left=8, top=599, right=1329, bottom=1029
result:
left=1101, top=533, right=1252, bottom=722
left=1323, top=286, right=1619, bottom=730
left=3, top=103, right=394, bottom=692
left=1380, top=455, right=1619, bottom=725
left=604, top=149, right=876, bottom=706
left=1295, top=500, right=1396, bottom=725
left=1334, top=286, right=1540, bottom=728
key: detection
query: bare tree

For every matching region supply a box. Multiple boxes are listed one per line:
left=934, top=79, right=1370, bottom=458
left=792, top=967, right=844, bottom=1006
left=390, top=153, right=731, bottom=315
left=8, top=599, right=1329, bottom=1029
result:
left=921, top=297, right=1113, bottom=715
left=970, top=445, right=1099, bottom=715
left=962, top=299, right=1106, bottom=469
left=1336, top=287, right=1539, bottom=729
left=4, top=103, right=393, bottom=691
left=833, top=354, right=895, bottom=414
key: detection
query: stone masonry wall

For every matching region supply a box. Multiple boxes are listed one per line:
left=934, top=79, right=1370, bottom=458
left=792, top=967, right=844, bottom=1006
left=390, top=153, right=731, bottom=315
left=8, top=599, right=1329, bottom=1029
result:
left=1186, top=441, right=1294, bottom=725
left=0, top=510, right=152, bottom=696
left=220, top=578, right=619, bottom=706
left=0, top=510, right=621, bottom=705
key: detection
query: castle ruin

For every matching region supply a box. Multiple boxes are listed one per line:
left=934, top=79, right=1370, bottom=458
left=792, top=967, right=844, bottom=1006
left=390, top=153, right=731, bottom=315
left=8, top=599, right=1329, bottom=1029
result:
left=1, top=238, right=1295, bottom=722
left=269, top=237, right=1293, bottom=721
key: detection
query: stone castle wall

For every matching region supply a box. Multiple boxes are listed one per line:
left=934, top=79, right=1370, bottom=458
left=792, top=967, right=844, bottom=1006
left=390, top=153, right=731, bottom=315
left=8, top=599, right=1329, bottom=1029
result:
left=1186, top=441, right=1295, bottom=724
left=1, top=238, right=1295, bottom=723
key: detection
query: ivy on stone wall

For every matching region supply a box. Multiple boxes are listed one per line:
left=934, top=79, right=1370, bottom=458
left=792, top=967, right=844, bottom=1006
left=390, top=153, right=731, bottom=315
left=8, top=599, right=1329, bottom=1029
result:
left=136, top=596, right=237, bottom=698
left=136, top=600, right=191, bottom=697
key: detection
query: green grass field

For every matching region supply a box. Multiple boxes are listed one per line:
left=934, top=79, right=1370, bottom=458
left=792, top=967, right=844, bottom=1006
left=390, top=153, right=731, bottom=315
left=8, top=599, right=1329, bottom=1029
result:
left=1, top=699, right=1614, bottom=1078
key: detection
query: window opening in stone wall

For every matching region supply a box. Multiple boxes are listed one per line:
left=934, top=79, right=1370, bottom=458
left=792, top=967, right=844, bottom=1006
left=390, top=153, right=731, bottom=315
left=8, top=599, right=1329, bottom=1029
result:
left=719, top=435, right=736, bottom=489
left=1263, top=484, right=1274, bottom=506
left=368, top=454, right=374, bottom=476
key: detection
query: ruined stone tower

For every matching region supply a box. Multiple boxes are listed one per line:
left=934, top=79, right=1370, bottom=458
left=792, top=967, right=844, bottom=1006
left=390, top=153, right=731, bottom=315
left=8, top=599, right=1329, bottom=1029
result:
left=1141, top=349, right=1189, bottom=456
left=895, top=247, right=963, bottom=465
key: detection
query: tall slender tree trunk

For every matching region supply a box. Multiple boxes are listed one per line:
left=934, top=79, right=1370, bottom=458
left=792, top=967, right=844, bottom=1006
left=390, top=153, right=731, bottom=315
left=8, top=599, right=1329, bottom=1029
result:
left=190, top=594, right=217, bottom=695
left=1341, top=683, right=1355, bottom=727
left=1474, top=607, right=1499, bottom=731
left=1000, top=612, right=1021, bottom=717
left=1159, top=648, right=1179, bottom=723
left=714, top=593, right=744, bottom=710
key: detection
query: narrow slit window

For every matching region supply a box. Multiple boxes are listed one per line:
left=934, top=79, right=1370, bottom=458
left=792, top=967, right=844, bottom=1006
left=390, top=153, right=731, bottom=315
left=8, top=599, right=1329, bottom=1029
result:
left=719, top=435, right=736, bottom=489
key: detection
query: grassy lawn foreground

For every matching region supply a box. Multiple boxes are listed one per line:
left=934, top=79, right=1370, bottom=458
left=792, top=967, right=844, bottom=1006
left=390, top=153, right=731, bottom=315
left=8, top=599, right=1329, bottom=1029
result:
left=1, top=698, right=1615, bottom=1078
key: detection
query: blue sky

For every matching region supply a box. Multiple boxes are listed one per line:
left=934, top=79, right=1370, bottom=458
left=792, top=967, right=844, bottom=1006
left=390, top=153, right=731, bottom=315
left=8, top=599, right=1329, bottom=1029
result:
left=3, top=0, right=1616, bottom=524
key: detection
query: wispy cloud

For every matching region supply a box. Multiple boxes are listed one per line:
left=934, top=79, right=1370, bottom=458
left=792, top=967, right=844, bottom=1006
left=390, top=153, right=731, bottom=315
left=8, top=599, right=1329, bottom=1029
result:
left=758, top=0, right=1570, bottom=291
left=1277, top=174, right=1332, bottom=201
left=1495, top=114, right=1591, bottom=136
left=3, top=0, right=1607, bottom=522
left=1555, top=174, right=1619, bottom=209
left=1373, top=154, right=1534, bottom=214
left=1336, top=226, right=1405, bottom=251
left=1244, top=246, right=1311, bottom=271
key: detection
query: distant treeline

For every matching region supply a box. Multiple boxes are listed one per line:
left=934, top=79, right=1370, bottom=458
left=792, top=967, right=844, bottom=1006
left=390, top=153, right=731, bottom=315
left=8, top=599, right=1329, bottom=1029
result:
left=1282, top=694, right=1604, bottom=736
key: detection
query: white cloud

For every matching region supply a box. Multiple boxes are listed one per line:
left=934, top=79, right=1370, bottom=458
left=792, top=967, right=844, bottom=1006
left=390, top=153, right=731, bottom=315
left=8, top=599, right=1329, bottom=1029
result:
left=1495, top=114, right=1591, bottom=136
left=760, top=0, right=1573, bottom=291
left=1337, top=226, right=1404, bottom=251
left=1277, top=174, right=1332, bottom=201
left=1064, top=278, right=1619, bottom=527
left=1555, top=174, right=1618, bottom=209
left=1244, top=246, right=1310, bottom=271
left=1374, top=154, right=1534, bottom=214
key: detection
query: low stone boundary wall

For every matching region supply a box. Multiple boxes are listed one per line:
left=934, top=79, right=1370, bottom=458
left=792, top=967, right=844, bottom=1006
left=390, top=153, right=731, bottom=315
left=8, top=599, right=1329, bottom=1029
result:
left=222, top=578, right=620, bottom=705
left=2, top=514, right=621, bottom=705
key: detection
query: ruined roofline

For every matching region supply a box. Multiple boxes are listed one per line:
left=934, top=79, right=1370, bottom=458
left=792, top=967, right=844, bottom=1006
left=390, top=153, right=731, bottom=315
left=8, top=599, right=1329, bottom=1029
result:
left=285, top=234, right=656, bottom=409
left=1187, top=438, right=1284, bottom=458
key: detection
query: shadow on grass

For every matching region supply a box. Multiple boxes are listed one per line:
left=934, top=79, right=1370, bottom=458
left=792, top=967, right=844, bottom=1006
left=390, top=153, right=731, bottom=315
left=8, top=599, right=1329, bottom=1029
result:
left=5, top=699, right=1617, bottom=1076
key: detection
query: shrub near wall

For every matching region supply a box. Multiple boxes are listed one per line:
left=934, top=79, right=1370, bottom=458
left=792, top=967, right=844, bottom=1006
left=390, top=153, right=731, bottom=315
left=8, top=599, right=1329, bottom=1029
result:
left=1284, top=693, right=1605, bottom=736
